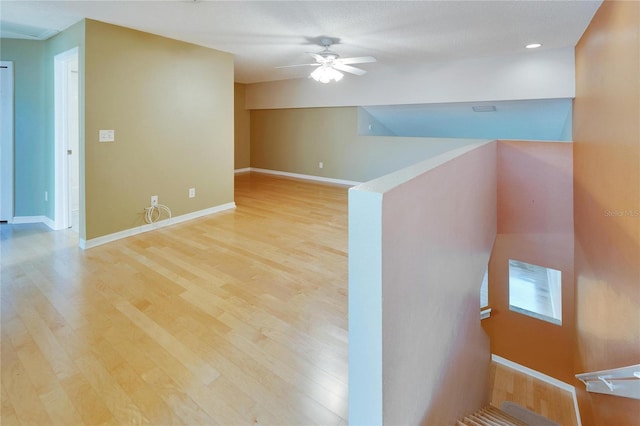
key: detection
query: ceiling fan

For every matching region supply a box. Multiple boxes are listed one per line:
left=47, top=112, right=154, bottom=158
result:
left=277, top=38, right=376, bottom=83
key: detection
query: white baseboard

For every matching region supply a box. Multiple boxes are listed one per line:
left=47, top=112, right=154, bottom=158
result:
left=42, top=216, right=56, bottom=230
left=234, top=167, right=251, bottom=174
left=11, top=215, right=56, bottom=230
left=80, top=202, right=236, bottom=250
left=249, top=167, right=362, bottom=186
left=492, top=354, right=582, bottom=426
left=12, top=215, right=45, bottom=224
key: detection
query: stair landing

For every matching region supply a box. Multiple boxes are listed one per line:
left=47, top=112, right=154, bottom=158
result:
left=490, top=361, right=578, bottom=425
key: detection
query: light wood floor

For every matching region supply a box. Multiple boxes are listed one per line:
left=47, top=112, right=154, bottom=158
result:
left=1, top=172, right=349, bottom=425
left=490, top=362, right=578, bottom=426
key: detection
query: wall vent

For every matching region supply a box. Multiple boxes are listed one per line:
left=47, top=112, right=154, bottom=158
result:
left=472, top=105, right=497, bottom=112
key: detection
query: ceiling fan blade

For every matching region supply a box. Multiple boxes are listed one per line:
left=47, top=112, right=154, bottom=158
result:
left=337, top=56, right=376, bottom=65
left=275, top=63, right=321, bottom=69
left=333, top=63, right=367, bottom=76
left=305, top=52, right=328, bottom=63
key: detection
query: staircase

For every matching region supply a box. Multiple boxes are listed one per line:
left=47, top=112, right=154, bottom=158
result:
left=457, top=405, right=528, bottom=426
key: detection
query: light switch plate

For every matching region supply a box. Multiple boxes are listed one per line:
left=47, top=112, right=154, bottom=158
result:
left=99, top=129, right=115, bottom=142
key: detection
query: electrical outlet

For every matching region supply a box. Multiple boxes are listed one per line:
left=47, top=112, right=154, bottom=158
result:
left=151, top=195, right=158, bottom=206
left=319, top=162, right=324, bottom=169
left=45, top=191, right=48, bottom=202
left=189, top=188, right=196, bottom=198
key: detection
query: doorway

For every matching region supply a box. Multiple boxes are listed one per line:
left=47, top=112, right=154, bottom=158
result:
left=1, top=61, right=14, bottom=222
left=54, top=47, right=80, bottom=232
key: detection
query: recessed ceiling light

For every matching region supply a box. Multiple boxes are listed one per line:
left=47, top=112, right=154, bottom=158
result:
left=526, top=43, right=542, bottom=49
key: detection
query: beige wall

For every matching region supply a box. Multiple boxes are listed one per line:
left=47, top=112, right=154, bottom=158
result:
left=234, top=83, right=250, bottom=169
left=573, top=1, right=640, bottom=424
left=84, top=20, right=234, bottom=241
left=485, top=141, right=575, bottom=383
left=251, top=107, right=480, bottom=182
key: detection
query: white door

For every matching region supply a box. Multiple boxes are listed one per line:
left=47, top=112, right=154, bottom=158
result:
left=68, top=58, right=80, bottom=231
left=54, top=47, right=79, bottom=231
left=0, top=61, right=14, bottom=222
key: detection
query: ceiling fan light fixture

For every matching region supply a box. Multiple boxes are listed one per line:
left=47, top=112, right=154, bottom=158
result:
left=310, top=66, right=343, bottom=83
left=277, top=37, right=374, bottom=82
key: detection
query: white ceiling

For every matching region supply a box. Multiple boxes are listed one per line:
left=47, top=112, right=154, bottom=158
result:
left=1, top=0, right=602, bottom=84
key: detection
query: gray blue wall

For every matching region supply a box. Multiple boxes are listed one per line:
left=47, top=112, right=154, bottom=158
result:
left=1, top=21, right=84, bottom=219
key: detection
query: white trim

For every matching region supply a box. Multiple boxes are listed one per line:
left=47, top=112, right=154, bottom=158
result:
left=80, top=202, right=236, bottom=250
left=1, top=61, right=14, bottom=223
left=234, top=167, right=251, bottom=174
left=575, top=364, right=640, bottom=400
left=42, top=216, right=56, bottom=230
left=12, top=216, right=46, bottom=224
left=11, top=215, right=55, bottom=229
left=492, top=354, right=582, bottom=426
left=54, top=47, right=79, bottom=231
left=250, top=167, right=362, bottom=186
left=481, top=307, right=492, bottom=320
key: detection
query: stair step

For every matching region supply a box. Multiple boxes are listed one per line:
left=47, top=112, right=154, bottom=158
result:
left=457, top=405, right=530, bottom=426
left=477, top=407, right=518, bottom=426
left=469, top=414, right=496, bottom=426
left=462, top=416, right=484, bottom=426
left=485, top=405, right=530, bottom=426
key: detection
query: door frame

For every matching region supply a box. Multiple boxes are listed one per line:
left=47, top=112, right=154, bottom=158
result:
left=1, top=61, right=14, bottom=222
left=54, top=47, right=79, bottom=230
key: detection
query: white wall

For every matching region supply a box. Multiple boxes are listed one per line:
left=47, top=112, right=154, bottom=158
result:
left=246, top=47, right=575, bottom=109
left=349, top=188, right=384, bottom=425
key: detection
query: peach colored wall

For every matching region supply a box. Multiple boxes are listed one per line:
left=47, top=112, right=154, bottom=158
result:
left=497, top=141, right=573, bottom=235
left=485, top=141, right=575, bottom=383
left=487, top=234, right=575, bottom=381
left=349, top=142, right=496, bottom=424
left=573, top=1, right=640, bottom=424
left=382, top=142, right=496, bottom=424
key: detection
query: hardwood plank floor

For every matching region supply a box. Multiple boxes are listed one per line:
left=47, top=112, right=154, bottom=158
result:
left=490, top=361, right=578, bottom=426
left=1, top=172, right=349, bottom=425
